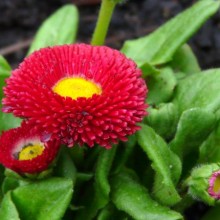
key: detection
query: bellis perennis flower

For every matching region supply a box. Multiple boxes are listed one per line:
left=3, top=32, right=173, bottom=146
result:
left=3, top=44, right=147, bottom=148
left=0, top=123, right=60, bottom=174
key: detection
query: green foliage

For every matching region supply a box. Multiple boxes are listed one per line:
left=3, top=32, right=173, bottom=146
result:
left=114, top=135, right=136, bottom=172
left=55, top=148, right=77, bottom=184
left=95, top=146, right=117, bottom=202
left=121, top=0, right=220, bottom=66
left=140, top=62, right=160, bottom=78
left=137, top=124, right=181, bottom=206
left=111, top=170, right=183, bottom=220
left=1, top=0, right=220, bottom=219
left=0, top=178, right=73, bottom=220
left=28, top=5, right=79, bottom=54
left=147, top=67, right=177, bottom=105
left=170, top=108, right=216, bottom=158
left=0, top=56, right=11, bottom=73
left=75, top=147, right=116, bottom=219
left=2, top=177, right=22, bottom=194
left=11, top=178, right=73, bottom=220
left=0, top=56, right=22, bottom=131
left=0, top=192, right=20, bottom=220
left=199, top=121, right=220, bottom=163
left=146, top=103, right=179, bottom=140
left=173, top=69, right=220, bottom=113
left=170, top=44, right=201, bottom=74
left=0, top=113, right=22, bottom=132
left=0, top=56, right=10, bottom=100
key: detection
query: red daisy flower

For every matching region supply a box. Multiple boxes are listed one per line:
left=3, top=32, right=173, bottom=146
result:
left=0, top=123, right=60, bottom=174
left=2, top=44, right=147, bottom=148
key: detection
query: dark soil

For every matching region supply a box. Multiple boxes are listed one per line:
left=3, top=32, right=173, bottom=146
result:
left=0, top=0, right=219, bottom=219
left=0, top=0, right=220, bottom=69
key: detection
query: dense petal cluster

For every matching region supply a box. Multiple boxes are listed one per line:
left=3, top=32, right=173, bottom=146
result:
left=0, top=123, right=60, bottom=173
left=3, top=44, right=147, bottom=148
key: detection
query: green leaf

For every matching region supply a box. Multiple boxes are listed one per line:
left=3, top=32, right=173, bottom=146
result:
left=0, top=56, right=11, bottom=100
left=0, top=56, right=21, bottom=131
left=145, top=103, right=179, bottom=140
left=75, top=147, right=116, bottom=220
left=97, top=204, right=119, bottom=220
left=83, top=146, right=102, bottom=170
left=0, top=192, right=20, bottom=220
left=69, top=146, right=85, bottom=167
left=170, top=44, right=200, bottom=75
left=97, top=203, right=129, bottom=220
left=95, top=146, right=117, bottom=200
left=199, top=121, right=220, bottom=163
left=2, top=176, right=29, bottom=195
left=0, top=56, right=11, bottom=74
left=170, top=108, right=216, bottom=158
left=147, top=67, right=177, bottom=105
left=12, top=178, right=73, bottom=220
left=114, top=135, right=136, bottom=173
left=137, top=124, right=181, bottom=206
left=0, top=113, right=22, bottom=132
left=97, top=209, right=112, bottom=220
left=55, top=148, right=77, bottom=185
left=140, top=62, right=160, bottom=77
left=111, top=171, right=183, bottom=220
left=28, top=5, right=79, bottom=54
left=121, top=0, right=220, bottom=66
left=173, top=69, right=220, bottom=113
left=2, top=177, right=20, bottom=194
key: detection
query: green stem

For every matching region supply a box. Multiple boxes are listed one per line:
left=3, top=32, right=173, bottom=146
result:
left=91, top=0, right=117, bottom=45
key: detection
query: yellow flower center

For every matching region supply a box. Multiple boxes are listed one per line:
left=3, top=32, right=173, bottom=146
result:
left=18, top=143, right=45, bottom=161
left=213, top=175, right=220, bottom=194
left=52, top=77, right=102, bottom=100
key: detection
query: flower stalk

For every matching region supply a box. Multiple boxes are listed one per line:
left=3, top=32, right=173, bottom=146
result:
left=91, top=0, right=117, bottom=45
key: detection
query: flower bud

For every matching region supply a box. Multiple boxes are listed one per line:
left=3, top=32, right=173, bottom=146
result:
left=187, top=163, right=220, bottom=205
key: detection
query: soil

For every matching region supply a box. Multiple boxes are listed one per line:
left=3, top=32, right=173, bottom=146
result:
left=0, top=0, right=220, bottom=69
left=0, top=0, right=219, bottom=219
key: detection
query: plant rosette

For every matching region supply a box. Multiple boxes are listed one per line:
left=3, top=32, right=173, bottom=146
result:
left=1, top=0, right=220, bottom=220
